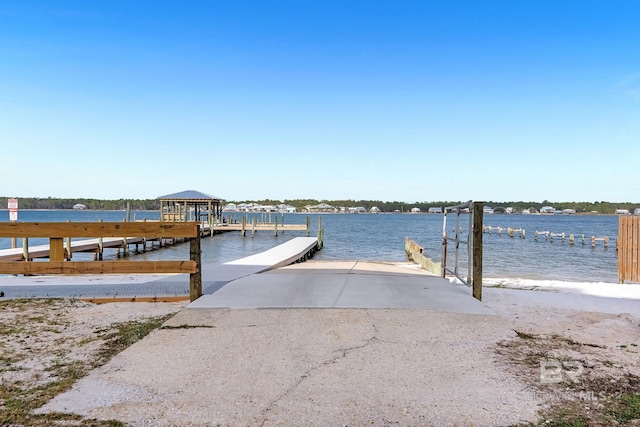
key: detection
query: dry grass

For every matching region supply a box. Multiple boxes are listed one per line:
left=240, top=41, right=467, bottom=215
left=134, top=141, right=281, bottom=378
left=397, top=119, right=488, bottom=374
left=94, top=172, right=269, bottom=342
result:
left=497, top=331, right=640, bottom=426
left=0, top=298, right=181, bottom=426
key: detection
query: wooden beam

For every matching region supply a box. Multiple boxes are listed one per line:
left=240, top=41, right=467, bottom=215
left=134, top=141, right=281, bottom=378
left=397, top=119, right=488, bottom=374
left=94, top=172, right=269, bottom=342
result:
left=0, top=260, right=197, bottom=275
left=0, top=222, right=198, bottom=238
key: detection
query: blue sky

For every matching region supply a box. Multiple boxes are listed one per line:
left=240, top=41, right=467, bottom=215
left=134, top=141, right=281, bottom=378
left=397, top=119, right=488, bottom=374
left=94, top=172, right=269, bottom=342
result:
left=1, top=1, right=639, bottom=203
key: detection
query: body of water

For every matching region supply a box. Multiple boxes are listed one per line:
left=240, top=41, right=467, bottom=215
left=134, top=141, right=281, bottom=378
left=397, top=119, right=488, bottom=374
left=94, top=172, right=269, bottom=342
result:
left=0, top=209, right=621, bottom=283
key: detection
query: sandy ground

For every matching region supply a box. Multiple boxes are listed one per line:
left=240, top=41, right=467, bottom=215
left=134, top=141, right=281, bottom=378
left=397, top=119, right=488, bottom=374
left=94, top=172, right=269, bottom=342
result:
left=2, top=265, right=639, bottom=426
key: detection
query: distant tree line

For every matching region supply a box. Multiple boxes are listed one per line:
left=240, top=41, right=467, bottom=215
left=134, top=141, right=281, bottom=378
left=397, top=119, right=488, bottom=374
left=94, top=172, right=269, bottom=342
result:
left=2, top=197, right=638, bottom=214
left=0, top=197, right=159, bottom=210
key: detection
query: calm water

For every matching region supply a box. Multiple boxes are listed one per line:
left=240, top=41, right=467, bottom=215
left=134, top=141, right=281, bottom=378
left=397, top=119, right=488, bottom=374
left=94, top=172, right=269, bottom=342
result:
left=0, top=210, right=621, bottom=283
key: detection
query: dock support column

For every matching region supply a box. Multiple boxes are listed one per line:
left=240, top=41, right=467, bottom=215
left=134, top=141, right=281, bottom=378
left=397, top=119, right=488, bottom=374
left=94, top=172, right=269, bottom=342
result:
left=242, top=216, right=246, bottom=237
left=98, top=219, right=104, bottom=260
left=190, top=225, right=202, bottom=302
left=317, top=216, right=324, bottom=248
left=472, top=201, right=483, bottom=301
left=65, top=220, right=72, bottom=260
left=306, top=216, right=310, bottom=237
left=252, top=216, right=257, bottom=238
left=274, top=216, right=278, bottom=236
left=22, top=238, right=29, bottom=261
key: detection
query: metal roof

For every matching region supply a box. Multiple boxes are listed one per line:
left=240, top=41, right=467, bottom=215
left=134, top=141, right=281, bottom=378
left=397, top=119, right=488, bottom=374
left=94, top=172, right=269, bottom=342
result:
left=157, top=190, right=223, bottom=201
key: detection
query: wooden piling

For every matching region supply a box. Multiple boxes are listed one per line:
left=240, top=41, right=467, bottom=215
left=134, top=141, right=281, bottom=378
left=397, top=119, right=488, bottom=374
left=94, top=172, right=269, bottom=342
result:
left=472, top=201, right=483, bottom=302
left=65, top=219, right=72, bottom=260
left=22, top=238, right=29, bottom=261
left=189, top=225, right=202, bottom=302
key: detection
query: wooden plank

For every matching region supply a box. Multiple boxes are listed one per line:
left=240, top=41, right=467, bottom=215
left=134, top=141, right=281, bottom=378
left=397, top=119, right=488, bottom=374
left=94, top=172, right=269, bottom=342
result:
left=628, top=216, right=640, bottom=282
left=0, top=260, right=197, bottom=275
left=50, top=238, right=65, bottom=262
left=0, top=222, right=198, bottom=238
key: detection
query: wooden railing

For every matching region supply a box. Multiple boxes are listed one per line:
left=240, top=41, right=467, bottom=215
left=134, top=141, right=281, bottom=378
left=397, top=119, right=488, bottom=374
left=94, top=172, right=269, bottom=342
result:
left=404, top=238, right=441, bottom=276
left=618, top=216, right=640, bottom=283
left=0, top=222, right=202, bottom=301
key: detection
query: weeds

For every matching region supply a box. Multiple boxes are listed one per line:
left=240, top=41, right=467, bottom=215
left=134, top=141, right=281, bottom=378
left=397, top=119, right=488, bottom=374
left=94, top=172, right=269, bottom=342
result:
left=499, top=332, right=640, bottom=426
left=0, top=299, right=177, bottom=426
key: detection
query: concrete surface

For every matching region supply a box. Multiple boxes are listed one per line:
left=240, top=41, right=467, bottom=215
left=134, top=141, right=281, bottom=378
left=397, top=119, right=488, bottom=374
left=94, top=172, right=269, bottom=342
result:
left=190, top=261, right=493, bottom=315
left=39, top=308, right=538, bottom=427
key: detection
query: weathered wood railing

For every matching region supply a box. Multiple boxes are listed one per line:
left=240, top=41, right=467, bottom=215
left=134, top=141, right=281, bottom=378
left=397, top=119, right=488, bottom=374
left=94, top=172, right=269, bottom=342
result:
left=404, top=238, right=441, bottom=276
left=0, top=222, right=203, bottom=301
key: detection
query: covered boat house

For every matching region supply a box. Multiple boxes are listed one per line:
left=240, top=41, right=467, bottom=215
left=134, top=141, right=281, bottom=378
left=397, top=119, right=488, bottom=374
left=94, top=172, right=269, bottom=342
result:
left=157, top=190, right=224, bottom=225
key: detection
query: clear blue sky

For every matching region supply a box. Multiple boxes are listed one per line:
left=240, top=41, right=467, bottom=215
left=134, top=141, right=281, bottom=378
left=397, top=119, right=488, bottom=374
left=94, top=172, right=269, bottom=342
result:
left=1, top=1, right=639, bottom=203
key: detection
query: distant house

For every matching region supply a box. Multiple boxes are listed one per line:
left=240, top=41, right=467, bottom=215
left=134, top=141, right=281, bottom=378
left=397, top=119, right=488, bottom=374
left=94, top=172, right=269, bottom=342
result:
left=410, top=207, right=421, bottom=213
left=223, top=203, right=237, bottom=212
left=483, top=206, right=494, bottom=214
left=635, top=208, right=640, bottom=215
left=369, top=206, right=381, bottom=214
left=562, top=209, right=576, bottom=215
left=72, top=203, right=87, bottom=210
left=616, top=209, right=631, bottom=215
left=308, top=203, right=336, bottom=213
left=277, top=204, right=296, bottom=213
left=347, top=207, right=366, bottom=214
left=540, top=206, right=555, bottom=214
left=428, top=207, right=442, bottom=214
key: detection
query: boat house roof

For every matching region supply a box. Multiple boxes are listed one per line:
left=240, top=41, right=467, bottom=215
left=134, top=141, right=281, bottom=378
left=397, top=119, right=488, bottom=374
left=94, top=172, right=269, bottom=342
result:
left=157, top=190, right=223, bottom=202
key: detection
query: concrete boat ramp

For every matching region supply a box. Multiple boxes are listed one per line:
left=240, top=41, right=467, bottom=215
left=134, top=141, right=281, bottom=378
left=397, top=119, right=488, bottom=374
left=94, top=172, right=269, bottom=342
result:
left=33, top=239, right=542, bottom=426
left=0, top=236, right=489, bottom=316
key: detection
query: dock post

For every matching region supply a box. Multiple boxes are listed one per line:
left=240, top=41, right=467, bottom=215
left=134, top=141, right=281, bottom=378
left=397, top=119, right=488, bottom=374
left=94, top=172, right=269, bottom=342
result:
left=582, top=234, right=585, bottom=245
left=190, top=225, right=202, bottom=302
left=22, top=238, right=29, bottom=261
left=252, top=216, right=257, bottom=238
left=317, top=216, right=323, bottom=248
left=242, top=216, right=246, bottom=237
left=604, top=237, right=609, bottom=249
left=123, top=218, right=130, bottom=257
left=306, top=216, right=310, bottom=237
left=274, top=216, right=278, bottom=236
left=98, top=219, right=104, bottom=260
left=282, top=213, right=285, bottom=234
left=65, top=219, right=72, bottom=260
left=472, top=201, right=483, bottom=301
left=569, top=234, right=575, bottom=245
